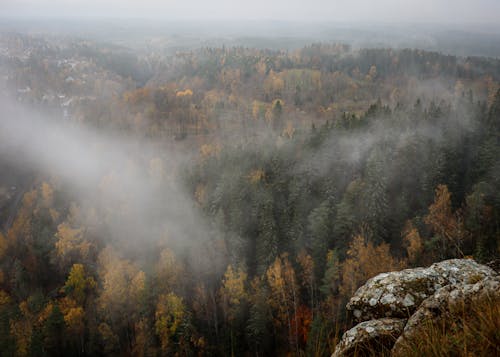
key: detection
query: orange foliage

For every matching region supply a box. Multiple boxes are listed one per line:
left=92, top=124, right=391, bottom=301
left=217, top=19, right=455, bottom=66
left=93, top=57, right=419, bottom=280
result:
left=123, top=87, right=152, bottom=105
left=176, top=89, right=193, bottom=97
left=291, top=305, right=312, bottom=345
left=341, top=235, right=401, bottom=297
left=424, top=184, right=465, bottom=255
left=403, top=221, right=423, bottom=265
left=248, top=169, right=265, bottom=184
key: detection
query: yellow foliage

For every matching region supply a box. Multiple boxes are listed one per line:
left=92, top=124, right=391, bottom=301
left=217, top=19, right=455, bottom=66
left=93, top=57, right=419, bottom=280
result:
left=424, top=184, right=464, bottom=254
left=64, top=307, right=85, bottom=334
left=123, top=87, right=151, bottom=105
left=220, top=68, right=241, bottom=90
left=219, top=265, right=248, bottom=322
left=155, top=248, right=181, bottom=292
left=296, top=250, right=314, bottom=289
left=64, top=263, right=96, bottom=305
left=98, top=247, right=145, bottom=317
left=341, top=235, right=401, bottom=297
left=155, top=293, right=186, bottom=352
left=38, top=302, right=54, bottom=324
left=264, top=70, right=284, bottom=97
left=58, top=297, right=77, bottom=315
left=266, top=254, right=298, bottom=329
left=200, top=143, right=221, bottom=159
left=248, top=169, right=265, bottom=184
left=10, top=318, right=32, bottom=356
left=130, top=270, right=146, bottom=301
left=176, top=89, right=193, bottom=97
left=282, top=121, right=295, bottom=139
left=0, top=290, right=11, bottom=306
left=55, top=222, right=91, bottom=264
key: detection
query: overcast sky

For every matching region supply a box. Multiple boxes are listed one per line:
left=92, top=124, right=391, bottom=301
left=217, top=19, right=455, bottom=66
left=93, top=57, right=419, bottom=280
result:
left=2, top=0, right=500, bottom=24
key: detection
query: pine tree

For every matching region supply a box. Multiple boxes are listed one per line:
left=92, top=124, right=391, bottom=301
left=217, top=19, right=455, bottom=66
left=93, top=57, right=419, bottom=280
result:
left=43, top=304, right=66, bottom=356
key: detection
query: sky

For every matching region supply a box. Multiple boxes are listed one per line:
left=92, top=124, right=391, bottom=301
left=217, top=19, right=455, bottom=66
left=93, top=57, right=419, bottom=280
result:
left=2, top=0, right=500, bottom=24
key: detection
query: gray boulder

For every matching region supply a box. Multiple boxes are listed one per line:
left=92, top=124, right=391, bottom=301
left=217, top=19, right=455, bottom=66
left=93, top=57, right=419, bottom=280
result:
left=347, top=259, right=495, bottom=321
left=332, top=318, right=406, bottom=357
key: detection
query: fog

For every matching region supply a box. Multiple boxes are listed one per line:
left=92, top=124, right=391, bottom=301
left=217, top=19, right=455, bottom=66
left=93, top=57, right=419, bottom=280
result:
left=0, top=96, right=210, bottom=258
left=3, top=0, right=500, bottom=25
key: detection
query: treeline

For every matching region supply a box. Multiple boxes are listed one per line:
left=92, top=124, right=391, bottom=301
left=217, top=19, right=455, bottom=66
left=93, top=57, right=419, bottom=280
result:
left=6, top=37, right=500, bottom=140
left=103, top=45, right=500, bottom=139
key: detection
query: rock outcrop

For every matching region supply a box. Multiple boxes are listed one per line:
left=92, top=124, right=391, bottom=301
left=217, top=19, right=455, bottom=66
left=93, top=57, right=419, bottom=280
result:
left=332, top=318, right=406, bottom=357
left=346, top=259, right=495, bottom=321
left=332, top=259, right=499, bottom=357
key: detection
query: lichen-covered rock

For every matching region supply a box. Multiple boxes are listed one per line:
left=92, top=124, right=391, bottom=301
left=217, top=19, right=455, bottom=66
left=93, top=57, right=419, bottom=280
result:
left=347, top=259, right=495, bottom=321
left=486, top=259, right=500, bottom=273
left=332, top=318, right=406, bottom=357
left=391, top=277, right=500, bottom=355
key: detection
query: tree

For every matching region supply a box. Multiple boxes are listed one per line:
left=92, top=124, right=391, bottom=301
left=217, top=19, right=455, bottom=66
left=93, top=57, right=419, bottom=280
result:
left=340, top=235, right=400, bottom=297
left=402, top=221, right=423, bottom=266
left=320, top=250, right=340, bottom=297
left=256, top=200, right=279, bottom=274
left=266, top=254, right=300, bottom=354
left=42, top=304, right=66, bottom=356
left=246, top=277, right=272, bottom=355
left=272, top=99, right=284, bottom=129
left=10, top=301, right=33, bottom=357
left=219, top=265, right=248, bottom=355
left=362, top=148, right=390, bottom=243
left=155, top=248, right=182, bottom=293
left=54, top=222, right=92, bottom=270
left=220, top=265, right=248, bottom=323
left=62, top=303, right=85, bottom=355
left=63, top=263, right=96, bottom=305
left=308, top=200, right=333, bottom=277
left=155, top=293, right=186, bottom=353
left=97, top=247, right=146, bottom=351
left=424, top=184, right=465, bottom=258
left=297, top=250, right=315, bottom=312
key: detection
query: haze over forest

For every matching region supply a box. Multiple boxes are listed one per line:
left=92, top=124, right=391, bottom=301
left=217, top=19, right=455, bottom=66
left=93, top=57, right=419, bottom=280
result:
left=0, top=1, right=499, bottom=356
left=3, top=0, right=500, bottom=23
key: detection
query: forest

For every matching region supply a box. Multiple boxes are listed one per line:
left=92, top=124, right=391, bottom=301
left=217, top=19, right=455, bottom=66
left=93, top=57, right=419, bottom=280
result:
left=0, top=32, right=499, bottom=356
